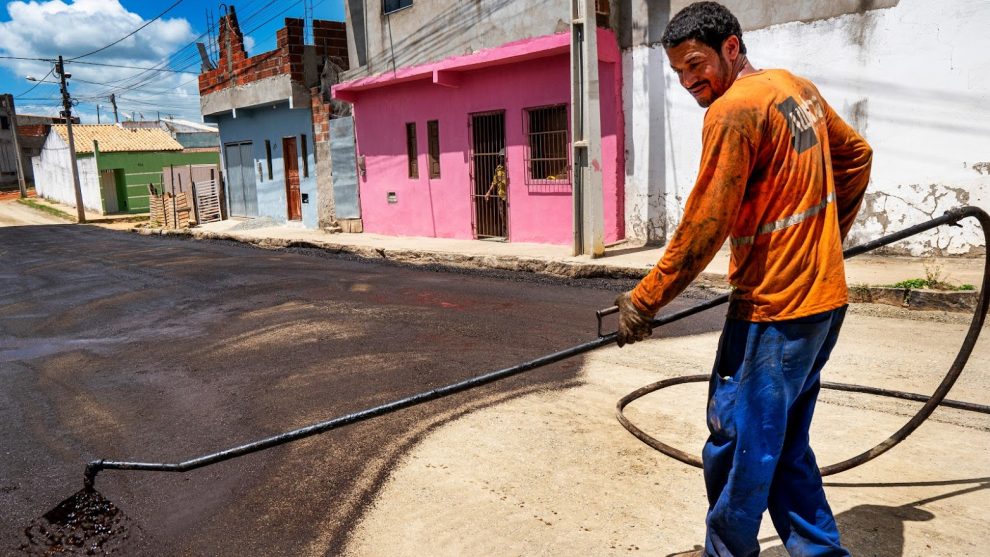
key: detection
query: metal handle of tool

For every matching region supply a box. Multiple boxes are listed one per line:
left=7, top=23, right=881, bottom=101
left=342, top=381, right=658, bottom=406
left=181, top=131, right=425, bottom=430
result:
left=596, top=306, right=618, bottom=338
left=84, top=207, right=989, bottom=489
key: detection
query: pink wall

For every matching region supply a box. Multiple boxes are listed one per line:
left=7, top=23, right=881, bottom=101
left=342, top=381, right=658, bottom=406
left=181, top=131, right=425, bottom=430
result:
left=343, top=32, right=624, bottom=245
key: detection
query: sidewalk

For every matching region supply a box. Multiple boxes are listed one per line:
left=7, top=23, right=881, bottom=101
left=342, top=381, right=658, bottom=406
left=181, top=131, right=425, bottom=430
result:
left=14, top=194, right=982, bottom=311
left=16, top=194, right=150, bottom=226
left=130, top=215, right=983, bottom=312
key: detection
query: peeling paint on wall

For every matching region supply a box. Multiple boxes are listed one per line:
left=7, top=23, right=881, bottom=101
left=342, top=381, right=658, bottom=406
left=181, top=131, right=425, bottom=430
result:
left=854, top=183, right=980, bottom=255
left=649, top=0, right=989, bottom=255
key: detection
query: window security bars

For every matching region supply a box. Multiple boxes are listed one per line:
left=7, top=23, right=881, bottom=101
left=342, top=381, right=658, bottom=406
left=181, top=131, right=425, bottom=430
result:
left=524, top=104, right=570, bottom=193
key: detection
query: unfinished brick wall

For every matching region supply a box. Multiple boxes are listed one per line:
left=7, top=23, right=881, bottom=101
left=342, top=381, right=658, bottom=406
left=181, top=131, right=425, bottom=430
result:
left=198, top=6, right=350, bottom=231
left=198, top=7, right=348, bottom=96
left=313, top=20, right=349, bottom=67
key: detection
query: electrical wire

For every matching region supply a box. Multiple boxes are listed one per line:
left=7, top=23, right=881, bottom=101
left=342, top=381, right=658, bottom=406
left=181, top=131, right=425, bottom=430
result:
left=75, top=0, right=291, bottom=101
left=65, top=60, right=199, bottom=74
left=13, top=66, right=55, bottom=98
left=0, top=55, right=55, bottom=62
left=68, top=0, right=186, bottom=61
left=16, top=0, right=336, bottom=121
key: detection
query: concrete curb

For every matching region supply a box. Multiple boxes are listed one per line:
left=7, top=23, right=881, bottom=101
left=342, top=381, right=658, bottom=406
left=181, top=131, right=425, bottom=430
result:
left=132, top=226, right=979, bottom=313
left=849, top=285, right=979, bottom=312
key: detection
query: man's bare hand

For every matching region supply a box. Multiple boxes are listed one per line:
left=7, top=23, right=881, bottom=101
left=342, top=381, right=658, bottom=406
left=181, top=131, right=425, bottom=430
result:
left=615, top=291, right=654, bottom=347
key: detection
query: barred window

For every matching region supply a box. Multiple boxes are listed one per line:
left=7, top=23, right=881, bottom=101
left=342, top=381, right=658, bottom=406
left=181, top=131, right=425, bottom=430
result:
left=383, top=0, right=412, bottom=15
left=524, top=105, right=569, bottom=190
left=405, top=122, right=418, bottom=178
left=427, top=120, right=440, bottom=179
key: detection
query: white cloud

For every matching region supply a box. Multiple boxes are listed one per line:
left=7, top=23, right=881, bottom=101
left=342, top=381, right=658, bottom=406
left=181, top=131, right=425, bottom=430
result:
left=0, top=0, right=203, bottom=122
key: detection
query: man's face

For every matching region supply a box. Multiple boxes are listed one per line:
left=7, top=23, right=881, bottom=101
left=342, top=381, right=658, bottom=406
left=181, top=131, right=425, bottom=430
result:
left=665, top=38, right=735, bottom=108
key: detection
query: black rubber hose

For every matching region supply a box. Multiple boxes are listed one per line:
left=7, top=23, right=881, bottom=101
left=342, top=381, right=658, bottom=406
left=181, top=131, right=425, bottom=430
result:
left=616, top=206, right=990, bottom=476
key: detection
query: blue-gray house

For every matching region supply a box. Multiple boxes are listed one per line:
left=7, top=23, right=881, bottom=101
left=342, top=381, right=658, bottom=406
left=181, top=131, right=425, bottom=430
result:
left=198, top=8, right=350, bottom=229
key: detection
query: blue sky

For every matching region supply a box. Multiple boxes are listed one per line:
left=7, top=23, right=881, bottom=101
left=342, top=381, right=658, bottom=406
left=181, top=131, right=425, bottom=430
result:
left=0, top=0, right=346, bottom=123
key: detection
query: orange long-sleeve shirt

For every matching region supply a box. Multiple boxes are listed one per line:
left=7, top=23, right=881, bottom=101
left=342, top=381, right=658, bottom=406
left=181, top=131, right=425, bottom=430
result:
left=631, top=69, right=872, bottom=322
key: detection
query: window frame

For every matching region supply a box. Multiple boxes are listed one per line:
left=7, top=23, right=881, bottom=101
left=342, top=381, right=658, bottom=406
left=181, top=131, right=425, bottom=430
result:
left=300, top=134, right=309, bottom=178
left=427, top=120, right=440, bottom=179
left=264, top=139, right=273, bottom=180
left=383, top=0, right=413, bottom=16
left=405, top=122, right=419, bottom=179
left=522, top=104, right=571, bottom=190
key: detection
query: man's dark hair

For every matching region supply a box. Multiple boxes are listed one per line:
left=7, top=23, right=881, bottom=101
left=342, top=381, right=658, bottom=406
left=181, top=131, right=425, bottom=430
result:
left=661, top=2, right=747, bottom=55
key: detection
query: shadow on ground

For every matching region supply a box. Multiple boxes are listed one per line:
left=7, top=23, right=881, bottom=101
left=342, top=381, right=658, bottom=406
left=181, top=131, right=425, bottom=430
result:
left=761, top=477, right=989, bottom=556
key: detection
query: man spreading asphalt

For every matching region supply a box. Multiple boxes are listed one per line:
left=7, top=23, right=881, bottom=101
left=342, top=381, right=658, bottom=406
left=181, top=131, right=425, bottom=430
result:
left=615, top=2, right=872, bottom=556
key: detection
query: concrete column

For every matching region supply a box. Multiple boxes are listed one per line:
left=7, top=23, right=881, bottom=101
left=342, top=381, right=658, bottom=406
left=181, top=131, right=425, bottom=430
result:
left=571, top=0, right=605, bottom=257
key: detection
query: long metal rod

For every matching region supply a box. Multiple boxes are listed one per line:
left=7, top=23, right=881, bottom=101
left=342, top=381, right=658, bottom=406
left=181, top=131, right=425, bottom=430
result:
left=86, top=334, right=614, bottom=488
left=85, top=207, right=989, bottom=488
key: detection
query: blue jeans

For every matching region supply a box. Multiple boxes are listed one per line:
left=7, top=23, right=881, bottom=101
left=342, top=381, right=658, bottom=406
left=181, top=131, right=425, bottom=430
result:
left=703, top=306, right=850, bottom=557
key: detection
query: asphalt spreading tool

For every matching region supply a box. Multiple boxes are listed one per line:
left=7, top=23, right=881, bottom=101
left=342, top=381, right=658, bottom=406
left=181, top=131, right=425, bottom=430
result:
left=28, top=207, right=990, bottom=553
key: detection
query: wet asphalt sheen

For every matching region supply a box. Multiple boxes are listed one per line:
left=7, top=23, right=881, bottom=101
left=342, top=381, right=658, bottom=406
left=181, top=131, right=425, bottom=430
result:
left=0, top=223, right=722, bottom=555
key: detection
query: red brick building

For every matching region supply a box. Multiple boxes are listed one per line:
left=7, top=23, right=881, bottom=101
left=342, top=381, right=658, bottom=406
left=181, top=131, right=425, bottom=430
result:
left=198, top=6, right=348, bottom=229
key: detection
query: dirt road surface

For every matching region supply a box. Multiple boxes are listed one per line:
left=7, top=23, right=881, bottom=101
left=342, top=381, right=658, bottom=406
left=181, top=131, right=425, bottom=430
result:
left=345, top=304, right=989, bottom=556
left=2, top=202, right=987, bottom=556
left=0, top=212, right=718, bottom=555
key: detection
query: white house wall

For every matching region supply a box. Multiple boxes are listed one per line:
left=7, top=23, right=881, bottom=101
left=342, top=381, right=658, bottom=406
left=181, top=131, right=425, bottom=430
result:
left=624, top=0, right=989, bottom=255
left=34, top=131, right=102, bottom=214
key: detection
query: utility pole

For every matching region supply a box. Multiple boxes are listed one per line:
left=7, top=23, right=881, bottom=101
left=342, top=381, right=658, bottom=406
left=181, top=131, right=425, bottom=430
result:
left=0, top=94, right=28, bottom=198
left=570, top=0, right=604, bottom=257
left=56, top=55, right=86, bottom=223
left=110, top=93, right=119, bottom=123
left=96, top=104, right=101, bottom=124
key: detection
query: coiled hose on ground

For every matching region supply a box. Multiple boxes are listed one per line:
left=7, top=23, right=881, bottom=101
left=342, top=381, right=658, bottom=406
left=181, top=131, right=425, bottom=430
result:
left=616, top=206, right=990, bottom=475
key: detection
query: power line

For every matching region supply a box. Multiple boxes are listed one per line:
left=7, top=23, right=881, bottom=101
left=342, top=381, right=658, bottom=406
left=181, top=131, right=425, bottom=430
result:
left=14, top=66, right=55, bottom=98
left=64, top=60, right=199, bottom=74
left=0, top=55, right=56, bottom=62
left=75, top=0, right=283, bottom=100
left=68, top=0, right=187, bottom=61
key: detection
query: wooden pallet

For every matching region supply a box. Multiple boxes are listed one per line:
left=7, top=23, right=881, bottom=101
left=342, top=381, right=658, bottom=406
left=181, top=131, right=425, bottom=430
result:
left=148, top=184, right=191, bottom=229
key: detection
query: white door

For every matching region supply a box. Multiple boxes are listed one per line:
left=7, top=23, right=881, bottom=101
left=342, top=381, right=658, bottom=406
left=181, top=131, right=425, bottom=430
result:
left=100, top=170, right=118, bottom=213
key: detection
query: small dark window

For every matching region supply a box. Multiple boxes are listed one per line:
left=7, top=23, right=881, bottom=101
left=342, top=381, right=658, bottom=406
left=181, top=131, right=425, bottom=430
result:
left=383, top=0, right=413, bottom=15
left=0, top=115, right=9, bottom=130
left=427, top=120, right=440, bottom=179
left=265, top=140, right=273, bottom=180
left=300, top=134, right=309, bottom=178
left=405, top=122, right=418, bottom=178
left=524, top=104, right=570, bottom=186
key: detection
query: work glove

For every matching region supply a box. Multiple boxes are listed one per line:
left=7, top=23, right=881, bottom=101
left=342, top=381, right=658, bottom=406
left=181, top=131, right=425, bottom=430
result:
left=615, top=291, right=654, bottom=347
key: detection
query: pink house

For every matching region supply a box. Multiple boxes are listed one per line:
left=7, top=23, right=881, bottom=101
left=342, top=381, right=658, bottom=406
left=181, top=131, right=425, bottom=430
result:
left=333, top=29, right=624, bottom=245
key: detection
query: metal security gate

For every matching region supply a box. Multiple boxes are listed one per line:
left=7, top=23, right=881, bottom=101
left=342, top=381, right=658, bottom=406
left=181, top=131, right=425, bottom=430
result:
left=224, top=141, right=258, bottom=217
left=329, top=117, right=361, bottom=219
left=469, top=111, right=507, bottom=239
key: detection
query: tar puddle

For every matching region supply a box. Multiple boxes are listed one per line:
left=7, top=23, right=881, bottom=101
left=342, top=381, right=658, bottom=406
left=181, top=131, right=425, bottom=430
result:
left=20, top=489, right=143, bottom=555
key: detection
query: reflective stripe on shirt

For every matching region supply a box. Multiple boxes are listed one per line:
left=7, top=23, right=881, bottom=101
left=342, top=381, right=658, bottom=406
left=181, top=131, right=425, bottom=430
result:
left=731, top=191, right=836, bottom=247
